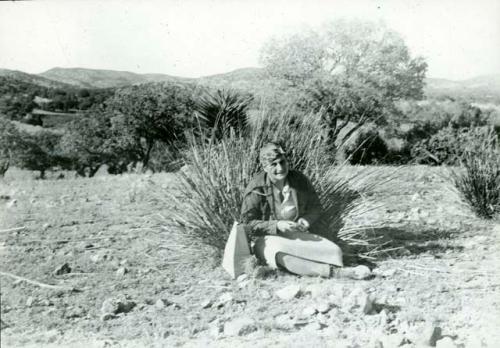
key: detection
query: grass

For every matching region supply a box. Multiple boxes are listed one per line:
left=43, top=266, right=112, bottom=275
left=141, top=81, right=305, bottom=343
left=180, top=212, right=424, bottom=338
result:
left=452, top=127, right=500, bottom=219
left=162, top=108, right=398, bottom=260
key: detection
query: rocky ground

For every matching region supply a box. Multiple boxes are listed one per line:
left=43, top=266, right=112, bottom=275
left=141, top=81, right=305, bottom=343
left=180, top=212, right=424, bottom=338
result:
left=0, top=166, right=499, bottom=347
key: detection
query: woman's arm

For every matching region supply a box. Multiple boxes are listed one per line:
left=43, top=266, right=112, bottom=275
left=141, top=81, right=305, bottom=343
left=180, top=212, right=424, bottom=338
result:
left=240, top=190, right=279, bottom=237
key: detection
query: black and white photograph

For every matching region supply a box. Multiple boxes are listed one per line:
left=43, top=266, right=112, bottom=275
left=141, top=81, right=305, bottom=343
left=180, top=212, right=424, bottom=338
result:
left=1, top=0, right=499, bottom=347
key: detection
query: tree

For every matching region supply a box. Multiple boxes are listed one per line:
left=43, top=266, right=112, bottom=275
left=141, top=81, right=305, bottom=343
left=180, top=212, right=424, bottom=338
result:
left=0, top=118, right=19, bottom=176
left=259, top=19, right=427, bottom=147
left=105, top=82, right=197, bottom=168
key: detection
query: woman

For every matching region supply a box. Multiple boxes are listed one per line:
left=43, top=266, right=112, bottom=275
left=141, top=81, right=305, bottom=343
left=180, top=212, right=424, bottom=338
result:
left=240, top=142, right=344, bottom=277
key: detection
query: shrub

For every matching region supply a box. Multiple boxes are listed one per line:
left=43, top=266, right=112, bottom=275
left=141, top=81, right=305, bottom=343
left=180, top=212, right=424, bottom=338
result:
left=344, top=127, right=389, bottom=165
left=452, top=127, right=500, bottom=219
left=161, top=109, right=395, bottom=260
left=195, top=89, right=253, bottom=139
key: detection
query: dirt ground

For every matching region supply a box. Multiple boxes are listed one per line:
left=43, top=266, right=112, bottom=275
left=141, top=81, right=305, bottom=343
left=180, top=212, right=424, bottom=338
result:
left=1, top=166, right=499, bottom=347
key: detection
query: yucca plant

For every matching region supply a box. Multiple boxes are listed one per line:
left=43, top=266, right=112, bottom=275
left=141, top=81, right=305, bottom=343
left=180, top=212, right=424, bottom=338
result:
left=195, top=89, right=253, bottom=140
left=452, top=127, right=500, bottom=219
left=161, top=108, right=395, bottom=260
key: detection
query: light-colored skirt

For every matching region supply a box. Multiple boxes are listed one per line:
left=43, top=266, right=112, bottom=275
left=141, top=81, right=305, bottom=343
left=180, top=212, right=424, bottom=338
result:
left=253, top=231, right=343, bottom=268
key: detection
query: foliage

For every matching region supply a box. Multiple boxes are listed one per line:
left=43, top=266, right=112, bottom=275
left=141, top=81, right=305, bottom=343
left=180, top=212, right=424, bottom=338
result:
left=0, top=118, right=19, bottom=176
left=60, top=107, right=138, bottom=177
left=452, top=127, right=500, bottom=219
left=163, top=109, right=395, bottom=260
left=12, top=130, right=69, bottom=179
left=344, top=127, right=390, bottom=165
left=105, top=82, right=198, bottom=168
left=259, top=19, right=427, bottom=150
left=195, top=89, right=253, bottom=139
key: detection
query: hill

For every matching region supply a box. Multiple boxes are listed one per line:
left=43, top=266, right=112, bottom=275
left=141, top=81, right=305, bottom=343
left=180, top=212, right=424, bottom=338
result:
left=40, top=67, right=192, bottom=89
left=0, top=68, right=72, bottom=89
left=425, top=75, right=500, bottom=103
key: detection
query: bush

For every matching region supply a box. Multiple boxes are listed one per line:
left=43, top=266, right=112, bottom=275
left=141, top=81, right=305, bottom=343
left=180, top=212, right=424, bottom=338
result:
left=344, top=127, right=389, bottom=165
left=452, top=127, right=500, bottom=219
left=162, top=109, right=395, bottom=260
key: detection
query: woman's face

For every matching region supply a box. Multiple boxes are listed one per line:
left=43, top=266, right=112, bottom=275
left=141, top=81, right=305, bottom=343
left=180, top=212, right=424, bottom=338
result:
left=264, top=156, right=289, bottom=183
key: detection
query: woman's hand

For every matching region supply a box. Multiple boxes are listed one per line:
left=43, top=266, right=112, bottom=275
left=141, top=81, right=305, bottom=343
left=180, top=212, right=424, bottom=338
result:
left=277, top=220, right=307, bottom=233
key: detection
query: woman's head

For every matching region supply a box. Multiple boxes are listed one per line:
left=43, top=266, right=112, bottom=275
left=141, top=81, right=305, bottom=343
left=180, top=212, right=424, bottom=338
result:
left=260, top=142, right=289, bottom=183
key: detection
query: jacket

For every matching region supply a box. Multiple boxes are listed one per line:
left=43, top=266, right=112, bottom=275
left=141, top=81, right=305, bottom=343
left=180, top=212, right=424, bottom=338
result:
left=240, top=170, right=325, bottom=239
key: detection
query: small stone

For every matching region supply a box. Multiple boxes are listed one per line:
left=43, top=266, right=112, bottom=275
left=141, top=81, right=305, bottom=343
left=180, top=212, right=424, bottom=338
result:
left=436, top=337, right=456, bottom=348
left=116, top=267, right=127, bottom=277
left=305, top=322, right=322, bottom=331
left=305, top=283, right=326, bottom=298
left=302, top=306, right=318, bottom=317
left=218, top=292, right=233, bottom=305
left=351, top=265, right=372, bottom=280
left=7, top=199, right=17, bottom=208
left=200, top=299, right=212, bottom=309
left=223, top=317, right=257, bottom=336
left=90, top=254, right=100, bottom=263
left=100, top=313, right=116, bottom=321
left=259, top=290, right=271, bottom=299
left=42, top=223, right=51, bottom=231
left=119, top=259, right=128, bottom=266
left=379, top=334, right=405, bottom=348
left=275, top=284, right=301, bottom=301
left=209, top=320, right=222, bottom=338
left=419, top=324, right=442, bottom=346
left=315, top=302, right=331, bottom=314
left=54, top=263, right=71, bottom=275
left=344, top=288, right=375, bottom=314
left=101, top=298, right=136, bottom=315
left=26, top=297, right=34, bottom=307
left=274, top=314, right=294, bottom=330
left=155, top=299, right=171, bottom=309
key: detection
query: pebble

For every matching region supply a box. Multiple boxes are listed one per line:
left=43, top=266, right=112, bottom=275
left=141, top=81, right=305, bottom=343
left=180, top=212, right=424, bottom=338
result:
left=344, top=288, right=375, bottom=315
left=90, top=254, right=100, bottom=263
left=223, top=317, right=257, bottom=336
left=100, top=313, right=116, bottom=321
left=116, top=267, right=127, bottom=277
left=315, top=301, right=331, bottom=314
left=259, top=290, right=271, bottom=300
left=351, top=265, right=372, bottom=280
left=275, top=284, right=301, bottom=301
left=419, top=324, right=442, bottom=346
left=54, top=263, right=71, bottom=275
left=436, top=337, right=456, bottom=348
left=274, top=314, right=294, bottom=330
left=237, top=274, right=248, bottom=282
left=218, top=292, right=233, bottom=305
left=301, top=306, right=318, bottom=317
left=304, top=283, right=326, bottom=298
left=26, top=297, right=34, bottom=307
left=200, top=299, right=212, bottom=309
left=101, top=298, right=136, bottom=315
left=155, top=299, right=171, bottom=309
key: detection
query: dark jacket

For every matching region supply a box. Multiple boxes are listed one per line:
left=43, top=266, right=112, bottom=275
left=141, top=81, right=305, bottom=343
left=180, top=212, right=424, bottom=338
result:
left=240, top=170, right=325, bottom=239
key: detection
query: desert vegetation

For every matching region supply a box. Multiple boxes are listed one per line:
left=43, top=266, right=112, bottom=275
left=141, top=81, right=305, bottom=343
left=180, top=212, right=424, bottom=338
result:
left=1, top=18, right=499, bottom=347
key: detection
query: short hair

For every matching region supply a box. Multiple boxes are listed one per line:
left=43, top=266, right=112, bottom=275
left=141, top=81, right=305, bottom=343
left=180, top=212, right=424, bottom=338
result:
left=259, top=142, right=286, bottom=167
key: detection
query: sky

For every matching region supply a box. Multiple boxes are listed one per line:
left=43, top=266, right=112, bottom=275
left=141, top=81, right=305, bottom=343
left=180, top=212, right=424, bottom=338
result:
left=0, top=0, right=499, bottom=80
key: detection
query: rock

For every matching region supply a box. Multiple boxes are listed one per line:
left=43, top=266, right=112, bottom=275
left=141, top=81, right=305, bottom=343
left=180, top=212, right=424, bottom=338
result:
left=209, top=320, right=222, bottom=338
left=223, top=317, right=257, bottom=336
left=259, top=290, right=271, bottom=300
left=378, top=309, right=389, bottom=326
left=7, top=199, right=17, bottom=208
left=305, top=322, right=322, bottom=331
left=217, top=292, right=233, bottom=306
left=419, top=324, right=442, bottom=346
left=101, top=298, right=136, bottom=315
left=100, top=313, right=116, bottom=321
left=274, top=314, right=294, bottom=330
left=155, top=299, right=171, bottom=309
left=275, top=284, right=301, bottom=301
left=351, top=265, right=372, bottom=280
left=315, top=301, right=331, bottom=314
left=200, top=299, right=212, bottom=309
left=379, top=334, right=406, bottom=348
left=65, top=306, right=86, bottom=318
left=304, top=283, right=326, bottom=298
left=301, top=306, right=318, bottom=317
left=54, top=263, right=71, bottom=275
left=116, top=267, right=128, bottom=277
left=436, top=337, right=456, bottom=348
left=42, top=223, right=51, bottom=231
left=26, top=297, right=34, bottom=307
left=344, top=288, right=375, bottom=314
left=90, top=254, right=100, bottom=263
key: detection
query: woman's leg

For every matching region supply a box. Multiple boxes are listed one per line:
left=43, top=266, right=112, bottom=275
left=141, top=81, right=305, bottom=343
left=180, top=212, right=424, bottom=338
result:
left=275, top=252, right=330, bottom=277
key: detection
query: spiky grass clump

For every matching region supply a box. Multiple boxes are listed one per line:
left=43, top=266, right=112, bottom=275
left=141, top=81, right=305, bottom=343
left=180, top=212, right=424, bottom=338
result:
left=164, top=109, right=394, bottom=260
left=452, top=127, right=500, bottom=219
